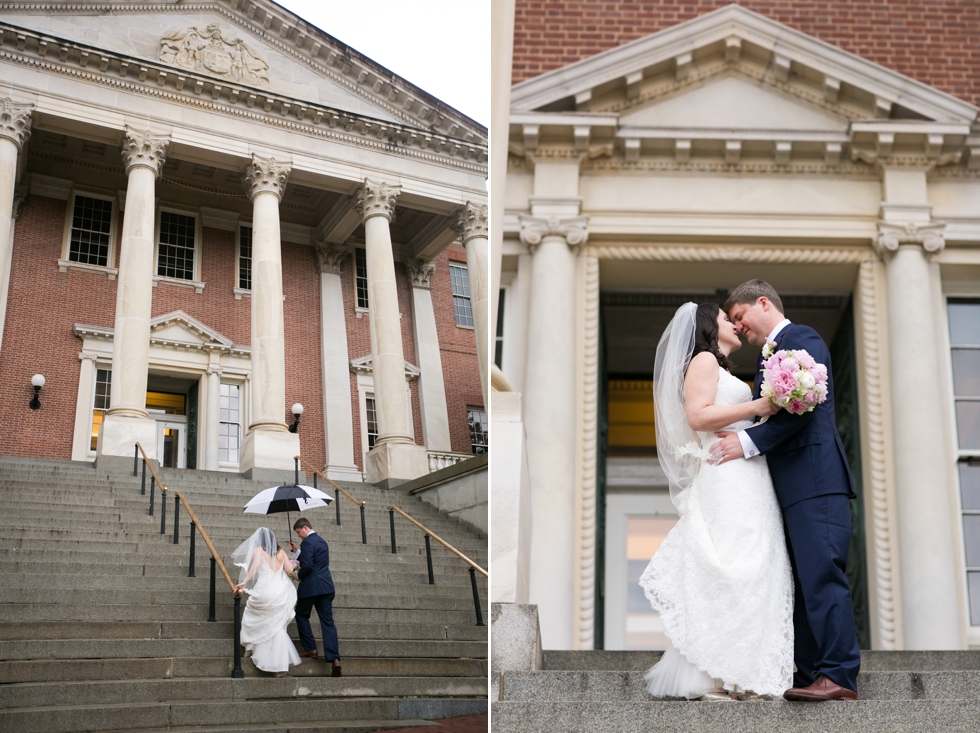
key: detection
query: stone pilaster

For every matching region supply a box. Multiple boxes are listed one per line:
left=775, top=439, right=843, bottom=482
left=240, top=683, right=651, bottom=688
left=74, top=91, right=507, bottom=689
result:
left=97, top=128, right=170, bottom=466
left=0, top=100, right=32, bottom=359
left=238, top=154, right=300, bottom=478
left=354, top=179, right=428, bottom=483
left=205, top=367, right=221, bottom=471
left=453, top=202, right=490, bottom=408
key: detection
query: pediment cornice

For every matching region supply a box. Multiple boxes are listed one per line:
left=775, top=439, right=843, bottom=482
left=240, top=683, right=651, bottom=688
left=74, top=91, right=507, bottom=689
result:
left=74, top=311, right=250, bottom=356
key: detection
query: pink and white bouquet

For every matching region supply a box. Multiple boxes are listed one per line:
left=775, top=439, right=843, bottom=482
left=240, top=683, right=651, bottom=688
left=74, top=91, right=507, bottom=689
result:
left=760, top=347, right=829, bottom=415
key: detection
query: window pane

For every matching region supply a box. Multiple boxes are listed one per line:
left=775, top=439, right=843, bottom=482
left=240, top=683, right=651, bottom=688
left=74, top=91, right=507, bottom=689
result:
left=949, top=303, right=980, bottom=346
left=366, top=396, right=378, bottom=449
left=158, top=212, right=196, bottom=280
left=69, top=196, right=112, bottom=267
left=239, top=226, right=252, bottom=290
left=468, top=407, right=487, bottom=454
left=952, top=349, right=980, bottom=397
left=495, top=288, right=505, bottom=368
left=218, top=384, right=241, bottom=463
left=355, top=248, right=369, bottom=309
left=454, top=295, right=474, bottom=328
left=956, top=401, right=980, bottom=449
left=960, top=463, right=980, bottom=511
left=965, top=515, right=980, bottom=568
left=969, top=572, right=980, bottom=626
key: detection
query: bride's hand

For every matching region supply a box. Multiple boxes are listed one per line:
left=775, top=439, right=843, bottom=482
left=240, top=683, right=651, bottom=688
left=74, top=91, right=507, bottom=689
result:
left=755, top=397, right=779, bottom=417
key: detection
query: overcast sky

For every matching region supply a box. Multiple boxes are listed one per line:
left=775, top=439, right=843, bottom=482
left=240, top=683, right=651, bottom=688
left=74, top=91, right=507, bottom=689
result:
left=273, top=0, right=490, bottom=126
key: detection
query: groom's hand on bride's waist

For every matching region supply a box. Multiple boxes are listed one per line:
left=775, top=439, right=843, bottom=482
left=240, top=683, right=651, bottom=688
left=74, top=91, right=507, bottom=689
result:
left=709, top=431, right=744, bottom=465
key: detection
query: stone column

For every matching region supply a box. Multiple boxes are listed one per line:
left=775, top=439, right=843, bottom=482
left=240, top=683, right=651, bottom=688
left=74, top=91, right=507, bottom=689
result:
left=238, top=154, right=300, bottom=477
left=519, top=214, right=589, bottom=650
left=406, top=258, right=452, bottom=452
left=453, top=202, right=490, bottom=407
left=354, top=179, right=428, bottom=483
left=877, top=214, right=963, bottom=649
left=205, top=367, right=221, bottom=471
left=97, top=128, right=169, bottom=464
left=0, top=99, right=32, bottom=359
left=315, top=241, right=362, bottom=481
left=71, top=353, right=98, bottom=461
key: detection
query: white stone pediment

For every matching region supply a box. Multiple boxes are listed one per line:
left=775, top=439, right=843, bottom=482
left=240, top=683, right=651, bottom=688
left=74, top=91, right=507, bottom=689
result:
left=150, top=311, right=233, bottom=348
left=620, top=75, right=846, bottom=133
left=350, top=355, right=421, bottom=381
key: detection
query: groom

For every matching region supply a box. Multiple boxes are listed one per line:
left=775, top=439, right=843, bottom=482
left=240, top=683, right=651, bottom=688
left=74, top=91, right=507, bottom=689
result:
left=711, top=279, right=861, bottom=701
left=289, top=517, right=342, bottom=677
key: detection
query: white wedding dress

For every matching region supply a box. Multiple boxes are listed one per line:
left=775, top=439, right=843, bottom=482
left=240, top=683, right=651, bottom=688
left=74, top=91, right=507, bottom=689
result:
left=240, top=557, right=302, bottom=673
left=639, top=366, right=794, bottom=698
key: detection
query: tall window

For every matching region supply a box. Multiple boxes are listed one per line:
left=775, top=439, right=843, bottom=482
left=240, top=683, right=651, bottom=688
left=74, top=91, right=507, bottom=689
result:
left=950, top=300, right=980, bottom=626
left=468, top=407, right=487, bottom=454
left=219, top=383, right=241, bottom=464
left=450, top=264, right=473, bottom=327
left=91, top=368, right=111, bottom=452
left=495, top=288, right=506, bottom=368
left=355, top=248, right=369, bottom=308
left=366, top=396, right=379, bottom=449
left=69, top=195, right=113, bottom=267
left=238, top=226, right=252, bottom=290
left=157, top=211, right=196, bottom=280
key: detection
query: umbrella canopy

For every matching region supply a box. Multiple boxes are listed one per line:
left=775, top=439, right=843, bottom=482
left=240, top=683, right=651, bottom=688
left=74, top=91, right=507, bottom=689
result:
left=243, top=484, right=333, bottom=515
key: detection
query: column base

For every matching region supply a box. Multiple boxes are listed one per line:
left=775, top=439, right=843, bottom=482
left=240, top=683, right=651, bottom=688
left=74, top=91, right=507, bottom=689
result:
left=96, top=413, right=158, bottom=472
left=325, top=464, right=364, bottom=483
left=364, top=441, right=428, bottom=483
left=240, top=428, right=301, bottom=482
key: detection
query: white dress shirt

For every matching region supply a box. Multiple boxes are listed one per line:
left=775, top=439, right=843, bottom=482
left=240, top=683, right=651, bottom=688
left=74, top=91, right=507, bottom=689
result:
left=738, top=319, right=791, bottom=459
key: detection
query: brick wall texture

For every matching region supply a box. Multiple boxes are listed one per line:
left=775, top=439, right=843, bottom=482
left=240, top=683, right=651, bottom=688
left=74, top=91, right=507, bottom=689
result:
left=0, top=194, right=481, bottom=472
left=512, top=0, right=980, bottom=107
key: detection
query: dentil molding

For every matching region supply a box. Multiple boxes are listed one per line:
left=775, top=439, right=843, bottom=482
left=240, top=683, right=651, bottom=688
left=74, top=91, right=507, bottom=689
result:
left=354, top=179, right=401, bottom=222
left=0, top=98, right=33, bottom=150
left=242, top=154, right=291, bottom=200
left=451, top=202, right=489, bottom=244
left=874, top=221, right=946, bottom=259
left=518, top=214, right=590, bottom=252
left=404, top=258, right=436, bottom=289
left=314, top=241, right=346, bottom=274
left=120, top=128, right=170, bottom=177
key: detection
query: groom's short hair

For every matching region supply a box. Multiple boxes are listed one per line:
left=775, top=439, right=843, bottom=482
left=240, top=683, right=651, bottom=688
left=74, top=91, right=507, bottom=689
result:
left=293, top=517, right=313, bottom=530
left=724, top=279, right=784, bottom=315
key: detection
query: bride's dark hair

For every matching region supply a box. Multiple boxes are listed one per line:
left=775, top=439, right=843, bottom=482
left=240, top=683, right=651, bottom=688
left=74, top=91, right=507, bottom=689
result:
left=692, top=302, right=734, bottom=371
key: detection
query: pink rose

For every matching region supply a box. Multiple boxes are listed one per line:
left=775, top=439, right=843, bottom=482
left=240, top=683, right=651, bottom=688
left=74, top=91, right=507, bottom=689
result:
left=781, top=357, right=800, bottom=372
left=789, top=398, right=807, bottom=414
left=796, top=351, right=816, bottom=369
left=805, top=390, right=818, bottom=404
left=771, top=370, right=797, bottom=397
left=812, top=364, right=828, bottom=382
left=764, top=355, right=780, bottom=371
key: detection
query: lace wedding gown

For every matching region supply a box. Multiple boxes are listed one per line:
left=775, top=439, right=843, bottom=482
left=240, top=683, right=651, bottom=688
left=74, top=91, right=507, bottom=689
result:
left=240, top=558, right=302, bottom=673
left=639, top=366, right=794, bottom=698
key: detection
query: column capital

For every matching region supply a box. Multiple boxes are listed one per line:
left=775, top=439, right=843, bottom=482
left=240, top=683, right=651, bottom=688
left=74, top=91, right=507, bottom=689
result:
left=206, top=366, right=223, bottom=376
left=78, top=351, right=99, bottom=363
left=874, top=220, right=945, bottom=259
left=121, top=127, right=169, bottom=177
left=242, top=154, right=291, bottom=200
left=12, top=185, right=28, bottom=220
left=405, top=258, right=436, bottom=289
left=0, top=99, right=33, bottom=150
left=451, top=201, right=488, bottom=244
left=353, top=179, right=401, bottom=223
left=519, top=214, right=589, bottom=253
left=314, top=240, right=347, bottom=274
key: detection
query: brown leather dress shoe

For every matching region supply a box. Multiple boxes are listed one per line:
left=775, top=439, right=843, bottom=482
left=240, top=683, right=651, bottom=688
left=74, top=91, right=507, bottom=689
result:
left=299, top=650, right=318, bottom=659
left=331, top=660, right=342, bottom=678
left=783, top=676, right=857, bottom=701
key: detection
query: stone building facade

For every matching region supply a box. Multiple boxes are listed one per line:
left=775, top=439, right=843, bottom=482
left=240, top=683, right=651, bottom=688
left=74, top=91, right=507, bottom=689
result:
left=492, top=2, right=980, bottom=655
left=0, top=1, right=488, bottom=483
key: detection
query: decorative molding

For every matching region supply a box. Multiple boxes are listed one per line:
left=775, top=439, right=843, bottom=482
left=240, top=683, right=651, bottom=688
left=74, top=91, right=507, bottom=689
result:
left=404, top=258, right=436, bottom=289
left=0, top=98, right=33, bottom=150
left=353, top=179, right=400, bottom=223
left=160, top=23, right=270, bottom=88
left=120, top=127, right=169, bottom=177
left=314, top=241, right=347, bottom=274
left=451, top=202, right=489, bottom=244
left=12, top=185, right=28, bottom=220
left=874, top=221, right=945, bottom=259
left=519, top=215, right=590, bottom=253
left=582, top=156, right=876, bottom=177
left=58, top=259, right=118, bottom=280
left=857, top=260, right=898, bottom=650
left=242, top=154, right=291, bottom=200
left=349, top=354, right=420, bottom=381
left=577, top=254, right=600, bottom=649
left=587, top=245, right=873, bottom=264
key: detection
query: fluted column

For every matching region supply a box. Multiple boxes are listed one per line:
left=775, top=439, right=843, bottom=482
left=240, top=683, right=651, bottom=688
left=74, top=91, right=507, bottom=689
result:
left=238, top=154, right=300, bottom=476
left=453, top=202, right=490, bottom=408
left=205, top=367, right=221, bottom=471
left=0, top=99, right=32, bottom=359
left=520, top=214, right=589, bottom=650
left=97, top=128, right=169, bottom=463
left=354, top=179, right=428, bottom=482
left=315, top=241, right=362, bottom=481
left=877, top=217, right=962, bottom=648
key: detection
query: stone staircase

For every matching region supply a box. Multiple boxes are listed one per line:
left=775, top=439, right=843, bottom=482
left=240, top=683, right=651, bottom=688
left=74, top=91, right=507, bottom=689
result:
left=493, top=649, right=980, bottom=732
left=0, top=456, right=488, bottom=733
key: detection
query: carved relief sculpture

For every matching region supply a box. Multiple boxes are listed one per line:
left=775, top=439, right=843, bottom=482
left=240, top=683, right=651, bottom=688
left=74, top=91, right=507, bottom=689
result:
left=160, top=24, right=270, bottom=88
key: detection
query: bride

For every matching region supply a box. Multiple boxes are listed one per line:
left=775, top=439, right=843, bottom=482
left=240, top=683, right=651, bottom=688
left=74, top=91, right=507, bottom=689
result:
left=232, top=527, right=302, bottom=676
left=639, top=302, right=794, bottom=700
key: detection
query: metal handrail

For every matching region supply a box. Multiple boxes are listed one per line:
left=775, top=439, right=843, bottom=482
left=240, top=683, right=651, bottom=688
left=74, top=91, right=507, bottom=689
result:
left=294, top=456, right=367, bottom=543
left=175, top=491, right=237, bottom=593
left=294, top=455, right=364, bottom=506
left=386, top=505, right=487, bottom=626
left=135, top=442, right=168, bottom=493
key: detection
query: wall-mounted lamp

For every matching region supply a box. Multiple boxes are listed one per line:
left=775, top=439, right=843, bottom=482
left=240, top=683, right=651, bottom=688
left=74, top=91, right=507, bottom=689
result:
left=289, top=403, right=304, bottom=433
left=29, top=374, right=45, bottom=410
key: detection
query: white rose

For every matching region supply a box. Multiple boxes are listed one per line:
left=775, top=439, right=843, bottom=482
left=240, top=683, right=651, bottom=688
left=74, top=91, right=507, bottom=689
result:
left=799, top=372, right=816, bottom=390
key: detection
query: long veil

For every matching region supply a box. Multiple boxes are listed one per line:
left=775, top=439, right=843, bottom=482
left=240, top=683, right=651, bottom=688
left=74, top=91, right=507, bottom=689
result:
left=654, top=302, right=703, bottom=511
left=231, top=527, right=278, bottom=591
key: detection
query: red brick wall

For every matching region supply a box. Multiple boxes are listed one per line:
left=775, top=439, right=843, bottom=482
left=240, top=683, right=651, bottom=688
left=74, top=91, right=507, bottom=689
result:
left=512, top=0, right=980, bottom=107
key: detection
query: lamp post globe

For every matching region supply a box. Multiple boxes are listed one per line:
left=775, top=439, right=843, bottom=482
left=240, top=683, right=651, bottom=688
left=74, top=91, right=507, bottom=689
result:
left=289, top=403, right=304, bottom=433
left=29, top=374, right=45, bottom=410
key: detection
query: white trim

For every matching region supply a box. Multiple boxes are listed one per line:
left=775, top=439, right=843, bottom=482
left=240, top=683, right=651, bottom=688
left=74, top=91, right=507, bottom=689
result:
left=60, top=189, right=119, bottom=278
left=154, top=205, right=203, bottom=286
left=218, top=379, right=245, bottom=471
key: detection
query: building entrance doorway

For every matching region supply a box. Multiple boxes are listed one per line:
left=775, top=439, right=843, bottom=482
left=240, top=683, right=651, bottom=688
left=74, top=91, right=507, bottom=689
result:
left=156, top=420, right=187, bottom=469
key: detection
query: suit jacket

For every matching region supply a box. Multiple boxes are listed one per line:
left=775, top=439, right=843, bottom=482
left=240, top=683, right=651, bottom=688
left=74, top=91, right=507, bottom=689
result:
left=745, top=323, right=856, bottom=509
left=296, top=532, right=335, bottom=598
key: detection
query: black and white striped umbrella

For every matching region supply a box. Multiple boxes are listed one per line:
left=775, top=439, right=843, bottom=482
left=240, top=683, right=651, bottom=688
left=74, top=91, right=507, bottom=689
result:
left=243, top=484, right=333, bottom=536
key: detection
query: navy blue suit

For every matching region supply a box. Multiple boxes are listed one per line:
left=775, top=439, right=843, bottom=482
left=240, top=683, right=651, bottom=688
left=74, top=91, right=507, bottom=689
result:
left=294, top=531, right=340, bottom=661
left=745, top=323, right=861, bottom=693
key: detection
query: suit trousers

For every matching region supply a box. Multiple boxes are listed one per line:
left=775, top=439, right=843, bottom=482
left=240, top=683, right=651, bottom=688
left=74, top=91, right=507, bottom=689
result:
left=295, top=592, right=340, bottom=661
left=783, top=493, right=861, bottom=692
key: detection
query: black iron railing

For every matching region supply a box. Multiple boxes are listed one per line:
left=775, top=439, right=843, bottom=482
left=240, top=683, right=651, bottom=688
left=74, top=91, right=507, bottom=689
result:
left=294, top=456, right=367, bottom=544
left=133, top=443, right=245, bottom=678
left=386, top=505, right=487, bottom=627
